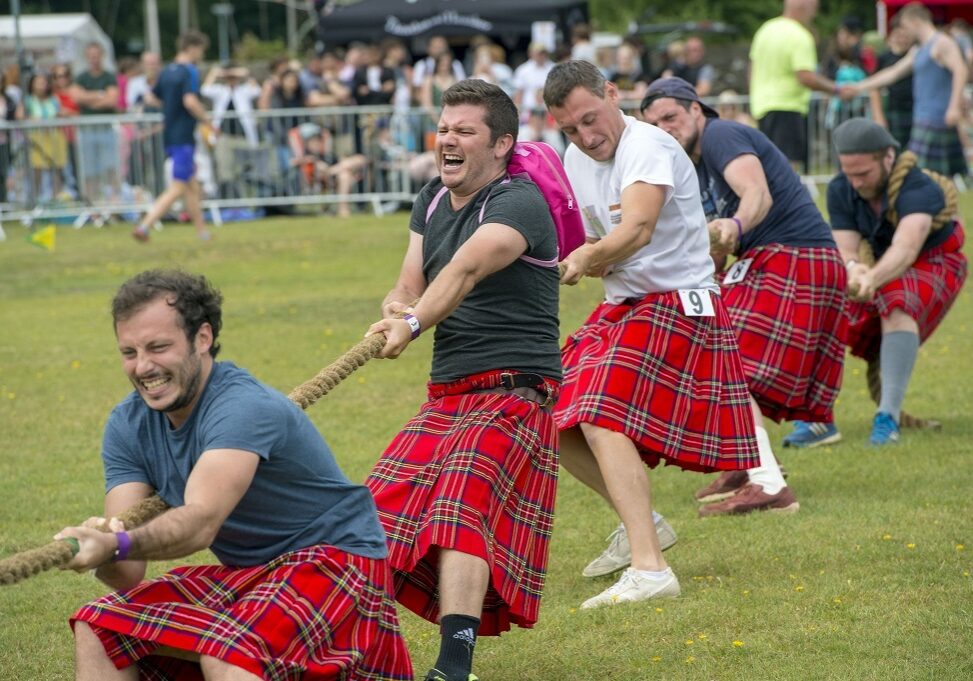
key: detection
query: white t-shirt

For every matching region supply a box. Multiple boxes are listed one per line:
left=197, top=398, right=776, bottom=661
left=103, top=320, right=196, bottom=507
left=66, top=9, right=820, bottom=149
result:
left=564, top=114, right=717, bottom=303
left=513, top=59, right=554, bottom=116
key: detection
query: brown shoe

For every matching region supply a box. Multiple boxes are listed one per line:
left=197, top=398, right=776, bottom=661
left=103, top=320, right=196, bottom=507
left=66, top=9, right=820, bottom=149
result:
left=698, top=484, right=800, bottom=517
left=694, top=470, right=749, bottom=503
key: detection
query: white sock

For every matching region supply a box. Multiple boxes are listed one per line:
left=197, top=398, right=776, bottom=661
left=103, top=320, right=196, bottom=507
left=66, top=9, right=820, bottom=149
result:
left=745, top=426, right=787, bottom=495
left=633, top=567, right=672, bottom=580
left=651, top=510, right=663, bottom=524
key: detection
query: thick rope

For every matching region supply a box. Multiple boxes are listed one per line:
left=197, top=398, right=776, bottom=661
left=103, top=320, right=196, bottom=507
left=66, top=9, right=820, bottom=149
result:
left=0, top=330, right=390, bottom=585
left=858, top=151, right=957, bottom=266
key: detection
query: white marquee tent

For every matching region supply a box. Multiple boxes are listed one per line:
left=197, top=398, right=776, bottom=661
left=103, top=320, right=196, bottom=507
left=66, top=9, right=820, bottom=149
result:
left=0, top=13, right=115, bottom=77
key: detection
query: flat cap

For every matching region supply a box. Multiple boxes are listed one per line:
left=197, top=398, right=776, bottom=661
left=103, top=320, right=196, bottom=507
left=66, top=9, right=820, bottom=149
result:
left=833, top=117, right=901, bottom=154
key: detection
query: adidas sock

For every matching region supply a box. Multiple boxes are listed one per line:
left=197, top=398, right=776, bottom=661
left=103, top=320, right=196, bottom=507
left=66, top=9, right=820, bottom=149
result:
left=745, top=426, right=787, bottom=495
left=878, top=331, right=919, bottom=422
left=434, top=614, right=480, bottom=681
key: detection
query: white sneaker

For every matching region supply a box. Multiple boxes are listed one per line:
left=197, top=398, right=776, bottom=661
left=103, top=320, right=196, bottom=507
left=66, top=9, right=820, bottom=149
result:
left=580, top=567, right=681, bottom=609
left=581, top=518, right=678, bottom=578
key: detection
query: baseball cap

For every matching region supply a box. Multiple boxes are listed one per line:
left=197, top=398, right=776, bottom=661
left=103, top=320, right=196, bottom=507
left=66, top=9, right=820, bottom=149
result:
left=641, top=77, right=719, bottom=118
left=832, top=117, right=900, bottom=154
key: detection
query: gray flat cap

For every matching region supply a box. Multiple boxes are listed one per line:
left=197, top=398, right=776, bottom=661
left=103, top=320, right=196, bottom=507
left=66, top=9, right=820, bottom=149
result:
left=833, top=117, right=901, bottom=154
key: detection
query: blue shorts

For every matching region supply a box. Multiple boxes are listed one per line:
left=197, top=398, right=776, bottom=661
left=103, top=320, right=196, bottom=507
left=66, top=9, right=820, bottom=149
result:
left=166, top=145, right=196, bottom=182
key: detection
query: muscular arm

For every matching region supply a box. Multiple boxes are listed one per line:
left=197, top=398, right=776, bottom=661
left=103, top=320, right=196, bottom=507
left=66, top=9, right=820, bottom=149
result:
left=708, top=154, right=773, bottom=254
left=182, top=92, right=210, bottom=124
left=381, top=231, right=427, bottom=317
left=795, top=69, right=839, bottom=94
left=560, top=181, right=666, bottom=283
left=832, top=228, right=862, bottom=264
left=867, top=213, right=932, bottom=289
left=92, top=481, right=154, bottom=591
left=933, top=35, right=969, bottom=125
left=369, top=222, right=528, bottom=356
left=854, top=48, right=916, bottom=93
left=58, top=449, right=259, bottom=581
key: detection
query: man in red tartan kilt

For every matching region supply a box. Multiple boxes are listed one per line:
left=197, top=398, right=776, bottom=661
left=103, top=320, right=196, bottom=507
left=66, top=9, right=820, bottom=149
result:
left=642, top=78, right=849, bottom=517
left=57, top=270, right=412, bottom=681
left=542, top=61, right=760, bottom=609
left=825, top=117, right=966, bottom=445
left=364, top=79, right=563, bottom=681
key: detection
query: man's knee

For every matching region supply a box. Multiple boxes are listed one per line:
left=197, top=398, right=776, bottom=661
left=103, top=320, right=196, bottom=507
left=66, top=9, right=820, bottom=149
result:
left=881, top=308, right=920, bottom=334
left=199, top=655, right=262, bottom=680
left=74, top=621, right=108, bottom=663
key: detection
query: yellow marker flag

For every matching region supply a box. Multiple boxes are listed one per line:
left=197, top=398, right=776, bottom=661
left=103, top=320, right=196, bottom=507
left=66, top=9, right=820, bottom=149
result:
left=27, top=225, right=56, bottom=252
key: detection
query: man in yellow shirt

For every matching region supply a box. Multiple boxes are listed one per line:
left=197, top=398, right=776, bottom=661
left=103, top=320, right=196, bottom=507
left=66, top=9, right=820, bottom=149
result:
left=750, top=0, right=851, bottom=172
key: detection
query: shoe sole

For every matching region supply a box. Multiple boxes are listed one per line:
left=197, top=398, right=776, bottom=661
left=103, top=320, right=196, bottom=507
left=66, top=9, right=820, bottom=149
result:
left=783, top=432, right=842, bottom=449
left=695, top=489, right=740, bottom=504
left=700, top=501, right=801, bottom=518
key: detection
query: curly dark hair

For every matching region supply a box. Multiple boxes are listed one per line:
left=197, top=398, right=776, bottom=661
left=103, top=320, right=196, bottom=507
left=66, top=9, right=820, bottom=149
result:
left=111, top=270, right=223, bottom=358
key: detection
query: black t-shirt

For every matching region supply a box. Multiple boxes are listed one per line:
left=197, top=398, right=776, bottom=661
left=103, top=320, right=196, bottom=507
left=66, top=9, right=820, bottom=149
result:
left=411, top=176, right=562, bottom=383
left=827, top=164, right=955, bottom=259
left=877, top=49, right=913, bottom=112
left=698, top=118, right=836, bottom=251
left=153, top=63, right=199, bottom=147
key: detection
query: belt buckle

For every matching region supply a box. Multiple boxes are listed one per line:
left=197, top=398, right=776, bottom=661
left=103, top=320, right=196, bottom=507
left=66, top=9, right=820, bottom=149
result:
left=499, top=372, right=515, bottom=390
left=539, top=389, right=555, bottom=409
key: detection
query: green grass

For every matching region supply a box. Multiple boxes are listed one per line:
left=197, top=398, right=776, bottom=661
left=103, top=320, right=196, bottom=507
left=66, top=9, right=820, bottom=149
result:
left=0, top=209, right=971, bottom=680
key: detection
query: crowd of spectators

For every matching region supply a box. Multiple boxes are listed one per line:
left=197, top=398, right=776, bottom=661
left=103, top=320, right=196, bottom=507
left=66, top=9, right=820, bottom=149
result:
left=3, top=15, right=973, bottom=216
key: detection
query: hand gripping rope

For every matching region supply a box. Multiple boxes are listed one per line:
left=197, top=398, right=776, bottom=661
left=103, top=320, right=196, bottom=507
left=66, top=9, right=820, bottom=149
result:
left=0, top=327, right=393, bottom=585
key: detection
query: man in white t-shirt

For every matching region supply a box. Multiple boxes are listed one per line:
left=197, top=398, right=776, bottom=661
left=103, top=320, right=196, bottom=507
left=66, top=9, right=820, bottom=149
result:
left=543, top=60, right=761, bottom=609
left=513, top=43, right=555, bottom=121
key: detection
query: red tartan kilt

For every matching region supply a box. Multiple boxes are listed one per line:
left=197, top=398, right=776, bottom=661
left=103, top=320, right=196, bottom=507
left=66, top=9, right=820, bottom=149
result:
left=719, top=244, right=848, bottom=423
left=70, top=545, right=413, bottom=681
left=365, top=379, right=559, bottom=636
left=556, top=291, right=758, bottom=472
left=846, top=225, right=968, bottom=360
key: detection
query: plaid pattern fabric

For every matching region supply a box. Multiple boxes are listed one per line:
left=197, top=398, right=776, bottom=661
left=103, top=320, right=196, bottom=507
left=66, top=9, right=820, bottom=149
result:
left=719, top=245, right=848, bottom=423
left=908, top=120, right=968, bottom=176
left=70, top=545, right=413, bottom=681
left=555, top=291, right=759, bottom=472
left=886, top=109, right=913, bottom=150
left=365, top=370, right=560, bottom=636
left=846, top=224, right=967, bottom=361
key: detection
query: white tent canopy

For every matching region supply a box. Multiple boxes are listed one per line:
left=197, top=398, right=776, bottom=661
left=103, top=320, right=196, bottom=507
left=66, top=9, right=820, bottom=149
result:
left=0, top=13, right=115, bottom=77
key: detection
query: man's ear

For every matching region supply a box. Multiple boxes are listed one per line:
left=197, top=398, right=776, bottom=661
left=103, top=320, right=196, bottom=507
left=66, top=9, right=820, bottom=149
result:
left=194, top=322, right=214, bottom=355
left=494, top=132, right=514, bottom=160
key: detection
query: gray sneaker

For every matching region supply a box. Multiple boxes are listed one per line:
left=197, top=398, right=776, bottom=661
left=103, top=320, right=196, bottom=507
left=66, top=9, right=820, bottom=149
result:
left=581, top=517, right=678, bottom=578
left=580, top=567, right=681, bottom=609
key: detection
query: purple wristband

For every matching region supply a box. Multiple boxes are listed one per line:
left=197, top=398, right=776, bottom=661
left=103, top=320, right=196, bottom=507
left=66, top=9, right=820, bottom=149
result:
left=402, top=313, right=421, bottom=340
left=730, top=216, right=743, bottom=241
left=112, top=531, right=132, bottom=562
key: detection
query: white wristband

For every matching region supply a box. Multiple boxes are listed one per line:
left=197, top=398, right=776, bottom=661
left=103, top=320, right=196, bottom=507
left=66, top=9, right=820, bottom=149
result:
left=402, top=313, right=421, bottom=340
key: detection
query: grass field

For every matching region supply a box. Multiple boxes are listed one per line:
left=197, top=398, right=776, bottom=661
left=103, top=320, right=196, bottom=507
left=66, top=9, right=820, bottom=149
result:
left=0, top=207, right=971, bottom=681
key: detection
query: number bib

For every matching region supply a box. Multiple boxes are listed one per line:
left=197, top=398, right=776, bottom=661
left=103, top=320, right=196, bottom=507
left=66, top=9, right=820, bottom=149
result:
left=722, top=258, right=753, bottom=285
left=678, top=288, right=715, bottom=317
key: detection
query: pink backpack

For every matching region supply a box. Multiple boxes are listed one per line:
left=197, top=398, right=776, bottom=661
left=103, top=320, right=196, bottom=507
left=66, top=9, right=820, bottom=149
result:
left=425, top=141, right=585, bottom=267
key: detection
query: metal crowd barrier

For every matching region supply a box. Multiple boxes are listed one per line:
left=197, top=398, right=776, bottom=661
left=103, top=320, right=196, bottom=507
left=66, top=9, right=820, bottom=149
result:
left=0, top=105, right=430, bottom=226
left=0, top=94, right=886, bottom=227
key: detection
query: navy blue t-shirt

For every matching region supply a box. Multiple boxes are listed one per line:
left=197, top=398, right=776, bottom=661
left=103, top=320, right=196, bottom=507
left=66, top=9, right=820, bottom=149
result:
left=153, top=62, right=199, bottom=147
left=102, top=361, right=387, bottom=566
left=827, top=164, right=955, bottom=259
left=697, top=118, right=836, bottom=252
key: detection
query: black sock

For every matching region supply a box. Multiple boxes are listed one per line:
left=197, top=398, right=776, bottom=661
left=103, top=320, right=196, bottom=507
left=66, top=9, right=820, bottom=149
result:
left=432, top=614, right=480, bottom=681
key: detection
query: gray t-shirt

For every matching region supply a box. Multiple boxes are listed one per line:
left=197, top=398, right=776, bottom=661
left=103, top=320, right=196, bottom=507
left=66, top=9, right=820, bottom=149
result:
left=411, top=177, right=562, bottom=383
left=102, top=361, right=387, bottom=566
